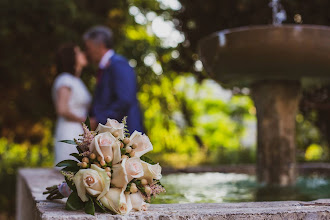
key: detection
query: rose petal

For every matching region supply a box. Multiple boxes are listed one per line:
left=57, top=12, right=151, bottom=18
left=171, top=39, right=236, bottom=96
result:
left=73, top=170, right=88, bottom=202
left=112, top=141, right=121, bottom=165
left=96, top=119, right=125, bottom=139
left=129, top=131, right=153, bottom=158
left=130, top=192, right=144, bottom=211
left=86, top=188, right=101, bottom=196
left=91, top=164, right=111, bottom=200
left=83, top=172, right=103, bottom=195
left=118, top=189, right=130, bottom=215
left=91, top=132, right=119, bottom=163
left=99, top=188, right=129, bottom=215
left=106, top=119, right=125, bottom=130
left=73, top=165, right=111, bottom=202
left=140, top=161, right=162, bottom=184
left=100, top=188, right=122, bottom=214
left=126, top=157, right=144, bottom=180
left=111, top=157, right=129, bottom=188
left=129, top=131, right=142, bottom=142
left=125, top=192, right=133, bottom=213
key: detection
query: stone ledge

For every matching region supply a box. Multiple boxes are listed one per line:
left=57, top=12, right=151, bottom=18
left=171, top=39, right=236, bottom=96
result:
left=16, top=168, right=330, bottom=220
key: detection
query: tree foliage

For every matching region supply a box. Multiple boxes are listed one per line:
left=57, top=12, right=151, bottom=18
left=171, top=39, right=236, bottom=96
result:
left=1, top=0, right=329, bottom=164
left=0, top=0, right=129, bottom=141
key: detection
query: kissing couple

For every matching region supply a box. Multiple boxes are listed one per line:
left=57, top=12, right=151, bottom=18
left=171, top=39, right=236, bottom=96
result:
left=52, top=26, right=143, bottom=165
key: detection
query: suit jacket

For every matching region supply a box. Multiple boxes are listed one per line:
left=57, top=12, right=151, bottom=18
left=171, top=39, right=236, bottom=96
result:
left=91, top=53, right=144, bottom=133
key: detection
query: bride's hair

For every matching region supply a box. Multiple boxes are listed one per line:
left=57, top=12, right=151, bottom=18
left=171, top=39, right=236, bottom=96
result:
left=56, top=43, right=76, bottom=75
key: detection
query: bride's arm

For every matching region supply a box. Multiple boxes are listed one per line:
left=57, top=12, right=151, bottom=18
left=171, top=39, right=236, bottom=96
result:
left=56, top=86, right=85, bottom=122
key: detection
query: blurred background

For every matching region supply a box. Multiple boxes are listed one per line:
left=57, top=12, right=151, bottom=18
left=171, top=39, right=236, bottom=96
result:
left=1, top=0, right=330, bottom=218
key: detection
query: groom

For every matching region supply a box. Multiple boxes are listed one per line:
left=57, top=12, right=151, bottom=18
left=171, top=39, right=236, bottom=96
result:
left=83, top=26, right=143, bottom=133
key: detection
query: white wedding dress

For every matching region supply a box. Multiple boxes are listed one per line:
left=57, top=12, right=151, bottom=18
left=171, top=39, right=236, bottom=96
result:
left=52, top=73, right=92, bottom=166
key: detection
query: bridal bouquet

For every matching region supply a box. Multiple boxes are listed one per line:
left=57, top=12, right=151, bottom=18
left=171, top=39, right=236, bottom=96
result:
left=45, top=117, right=165, bottom=215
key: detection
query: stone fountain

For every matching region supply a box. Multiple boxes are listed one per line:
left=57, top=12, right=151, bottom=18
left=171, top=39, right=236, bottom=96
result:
left=199, top=0, right=330, bottom=186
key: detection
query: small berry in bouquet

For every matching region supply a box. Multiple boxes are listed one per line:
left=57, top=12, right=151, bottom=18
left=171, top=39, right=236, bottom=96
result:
left=44, top=117, right=165, bottom=215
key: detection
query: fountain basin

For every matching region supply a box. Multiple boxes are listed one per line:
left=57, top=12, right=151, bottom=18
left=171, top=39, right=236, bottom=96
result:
left=199, top=25, right=330, bottom=86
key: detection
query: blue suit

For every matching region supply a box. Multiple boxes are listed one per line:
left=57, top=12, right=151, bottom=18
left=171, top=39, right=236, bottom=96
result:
left=91, top=53, right=144, bottom=133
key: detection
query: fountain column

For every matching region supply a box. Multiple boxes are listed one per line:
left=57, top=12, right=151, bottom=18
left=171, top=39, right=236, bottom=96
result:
left=251, top=80, right=301, bottom=186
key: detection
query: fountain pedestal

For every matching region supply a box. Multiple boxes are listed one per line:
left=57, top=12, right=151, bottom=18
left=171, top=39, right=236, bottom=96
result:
left=252, top=80, right=301, bottom=186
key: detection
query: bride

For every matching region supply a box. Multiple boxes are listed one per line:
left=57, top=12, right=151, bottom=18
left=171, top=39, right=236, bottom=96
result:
left=52, top=43, right=92, bottom=165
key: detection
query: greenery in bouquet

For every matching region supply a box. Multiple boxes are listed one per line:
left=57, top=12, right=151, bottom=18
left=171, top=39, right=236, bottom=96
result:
left=45, top=117, right=165, bottom=215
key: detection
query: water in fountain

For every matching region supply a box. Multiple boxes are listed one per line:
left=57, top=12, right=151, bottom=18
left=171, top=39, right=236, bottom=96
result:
left=152, top=173, right=330, bottom=204
left=269, top=0, right=287, bottom=25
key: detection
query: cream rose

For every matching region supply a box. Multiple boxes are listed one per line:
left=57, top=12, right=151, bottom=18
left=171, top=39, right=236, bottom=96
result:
left=130, top=192, right=150, bottom=211
left=89, top=132, right=121, bottom=165
left=99, top=188, right=132, bottom=215
left=96, top=118, right=125, bottom=139
left=73, top=164, right=110, bottom=202
left=139, top=161, right=162, bottom=184
left=129, top=131, right=153, bottom=158
left=111, top=157, right=144, bottom=188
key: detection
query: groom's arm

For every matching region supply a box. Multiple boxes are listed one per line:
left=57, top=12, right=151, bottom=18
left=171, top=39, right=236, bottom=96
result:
left=94, top=60, right=137, bottom=123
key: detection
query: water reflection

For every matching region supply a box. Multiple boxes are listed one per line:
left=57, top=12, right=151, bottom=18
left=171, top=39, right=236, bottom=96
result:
left=151, top=173, right=330, bottom=204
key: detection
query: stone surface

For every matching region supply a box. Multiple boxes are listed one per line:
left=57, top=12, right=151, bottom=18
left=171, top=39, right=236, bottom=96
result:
left=17, top=168, right=330, bottom=220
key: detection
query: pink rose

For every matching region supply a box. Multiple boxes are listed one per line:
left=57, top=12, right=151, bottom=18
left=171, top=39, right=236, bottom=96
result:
left=96, top=118, right=125, bottom=139
left=129, top=131, right=153, bottom=158
left=111, top=157, right=144, bottom=188
left=89, top=132, right=121, bottom=165
left=129, top=192, right=150, bottom=211
left=99, top=188, right=132, bottom=215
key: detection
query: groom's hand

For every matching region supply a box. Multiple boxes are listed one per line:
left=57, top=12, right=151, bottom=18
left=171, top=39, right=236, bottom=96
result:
left=90, top=117, right=97, bottom=130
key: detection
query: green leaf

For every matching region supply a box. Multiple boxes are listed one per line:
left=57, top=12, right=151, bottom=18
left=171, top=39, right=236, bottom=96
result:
left=125, top=182, right=132, bottom=192
left=93, top=198, right=107, bottom=213
left=84, top=116, right=91, bottom=130
left=137, top=184, right=146, bottom=195
left=131, top=179, right=147, bottom=195
left=59, top=140, right=76, bottom=145
left=70, top=153, right=83, bottom=161
left=56, top=160, right=78, bottom=167
left=65, top=191, right=84, bottom=211
left=140, top=155, right=156, bottom=165
left=61, top=166, right=80, bottom=173
left=84, top=196, right=95, bottom=215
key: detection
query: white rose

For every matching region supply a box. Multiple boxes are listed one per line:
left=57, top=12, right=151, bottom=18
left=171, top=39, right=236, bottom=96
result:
left=89, top=132, right=121, bottom=165
left=139, top=161, right=162, bottom=184
left=96, top=118, right=125, bottom=139
left=129, top=131, right=153, bottom=158
left=73, top=164, right=110, bottom=202
left=130, top=192, right=150, bottom=211
left=111, top=157, right=144, bottom=188
left=99, top=188, right=132, bottom=215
